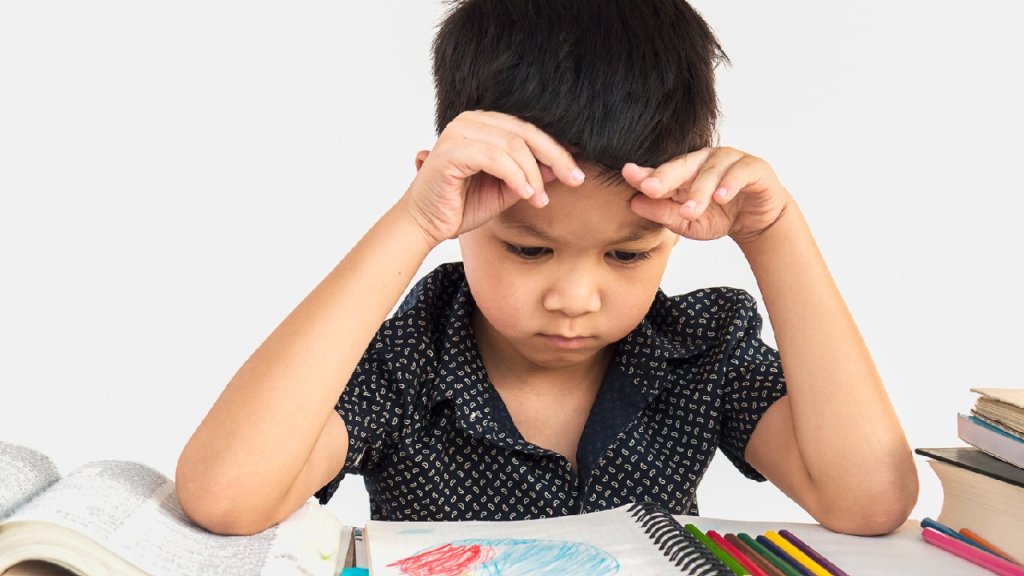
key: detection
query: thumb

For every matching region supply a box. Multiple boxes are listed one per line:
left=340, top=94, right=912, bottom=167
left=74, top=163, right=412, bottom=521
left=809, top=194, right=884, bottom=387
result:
left=630, top=194, right=686, bottom=233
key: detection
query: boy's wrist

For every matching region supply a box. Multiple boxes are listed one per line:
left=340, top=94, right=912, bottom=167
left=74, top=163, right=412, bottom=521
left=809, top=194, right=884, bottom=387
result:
left=734, top=198, right=808, bottom=264
left=393, top=195, right=446, bottom=253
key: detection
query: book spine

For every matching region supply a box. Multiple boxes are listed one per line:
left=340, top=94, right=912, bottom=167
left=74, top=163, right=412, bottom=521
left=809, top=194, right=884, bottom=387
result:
left=627, top=501, right=732, bottom=575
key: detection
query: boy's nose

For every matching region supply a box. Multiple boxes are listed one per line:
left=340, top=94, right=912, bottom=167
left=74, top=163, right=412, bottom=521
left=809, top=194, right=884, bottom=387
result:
left=542, top=273, right=601, bottom=318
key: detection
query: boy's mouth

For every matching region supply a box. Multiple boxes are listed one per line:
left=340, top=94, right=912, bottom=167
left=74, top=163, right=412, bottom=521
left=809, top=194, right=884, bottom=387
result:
left=539, top=334, right=592, bottom=349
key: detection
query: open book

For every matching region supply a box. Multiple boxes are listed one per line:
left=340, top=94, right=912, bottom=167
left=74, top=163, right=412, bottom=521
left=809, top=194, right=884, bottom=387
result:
left=0, top=442, right=354, bottom=575
left=366, top=502, right=731, bottom=575
left=366, top=502, right=994, bottom=575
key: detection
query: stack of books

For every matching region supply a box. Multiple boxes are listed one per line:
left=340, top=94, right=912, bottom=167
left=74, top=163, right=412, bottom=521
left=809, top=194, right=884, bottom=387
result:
left=916, top=387, right=1024, bottom=567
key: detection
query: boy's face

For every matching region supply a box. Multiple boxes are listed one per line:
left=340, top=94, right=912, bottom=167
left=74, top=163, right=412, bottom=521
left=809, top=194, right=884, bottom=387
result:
left=459, top=166, right=680, bottom=373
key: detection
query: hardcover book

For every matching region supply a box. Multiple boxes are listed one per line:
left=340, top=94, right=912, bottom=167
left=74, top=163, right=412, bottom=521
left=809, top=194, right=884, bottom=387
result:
left=915, top=446, right=1024, bottom=562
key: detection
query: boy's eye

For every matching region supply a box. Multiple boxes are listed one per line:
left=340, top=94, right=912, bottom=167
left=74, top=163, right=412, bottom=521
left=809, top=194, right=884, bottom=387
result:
left=504, top=244, right=549, bottom=259
left=503, top=243, right=653, bottom=266
left=602, top=248, right=651, bottom=264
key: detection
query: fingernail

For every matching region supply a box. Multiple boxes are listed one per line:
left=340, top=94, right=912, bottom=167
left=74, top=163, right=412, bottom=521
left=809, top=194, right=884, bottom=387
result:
left=683, top=200, right=698, bottom=211
left=715, top=187, right=728, bottom=198
left=644, top=177, right=661, bottom=189
left=571, top=168, right=585, bottom=183
left=538, top=190, right=550, bottom=206
left=524, top=184, right=536, bottom=198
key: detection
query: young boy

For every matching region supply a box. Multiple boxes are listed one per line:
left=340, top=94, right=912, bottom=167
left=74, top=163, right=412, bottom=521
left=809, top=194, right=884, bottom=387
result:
left=176, top=0, right=918, bottom=537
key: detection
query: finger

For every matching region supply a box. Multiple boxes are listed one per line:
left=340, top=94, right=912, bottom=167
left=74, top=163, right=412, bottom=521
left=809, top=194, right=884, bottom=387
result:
left=455, top=118, right=550, bottom=207
left=470, top=110, right=586, bottom=188
left=451, top=140, right=542, bottom=207
left=621, top=162, right=656, bottom=190
left=684, top=148, right=747, bottom=217
left=711, top=155, right=771, bottom=205
left=634, top=147, right=715, bottom=199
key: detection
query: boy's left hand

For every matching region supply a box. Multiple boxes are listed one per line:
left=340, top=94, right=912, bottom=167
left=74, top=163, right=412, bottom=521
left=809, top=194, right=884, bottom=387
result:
left=622, top=146, right=791, bottom=245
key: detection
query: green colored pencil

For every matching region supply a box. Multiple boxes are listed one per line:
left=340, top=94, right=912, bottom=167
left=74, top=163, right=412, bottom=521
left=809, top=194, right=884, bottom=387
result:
left=684, top=524, right=749, bottom=575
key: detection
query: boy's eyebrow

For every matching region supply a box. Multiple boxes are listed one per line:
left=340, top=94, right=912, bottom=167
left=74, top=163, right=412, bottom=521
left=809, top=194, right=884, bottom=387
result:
left=497, top=214, right=665, bottom=244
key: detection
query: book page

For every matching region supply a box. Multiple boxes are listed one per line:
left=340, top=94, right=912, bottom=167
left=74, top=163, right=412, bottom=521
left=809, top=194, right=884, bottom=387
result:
left=364, top=504, right=990, bottom=576
left=680, top=515, right=992, bottom=576
left=971, top=388, right=1024, bottom=410
left=0, top=442, right=60, bottom=522
left=365, top=505, right=718, bottom=575
left=973, top=396, right=1024, bottom=434
left=6, top=461, right=344, bottom=576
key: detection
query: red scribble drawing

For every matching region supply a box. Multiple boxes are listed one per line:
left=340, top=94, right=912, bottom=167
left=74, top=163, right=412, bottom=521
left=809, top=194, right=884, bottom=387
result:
left=387, top=543, right=498, bottom=576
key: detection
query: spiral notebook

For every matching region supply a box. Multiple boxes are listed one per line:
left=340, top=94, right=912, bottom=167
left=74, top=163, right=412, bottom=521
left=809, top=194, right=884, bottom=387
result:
left=364, top=501, right=730, bottom=575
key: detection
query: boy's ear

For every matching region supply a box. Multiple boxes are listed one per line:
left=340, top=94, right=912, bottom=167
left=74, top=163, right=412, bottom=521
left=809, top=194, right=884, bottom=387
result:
left=414, top=150, right=430, bottom=172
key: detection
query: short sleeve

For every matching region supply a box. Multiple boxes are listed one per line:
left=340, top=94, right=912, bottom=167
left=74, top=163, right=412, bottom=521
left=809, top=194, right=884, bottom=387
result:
left=314, top=332, right=403, bottom=505
left=312, top=265, right=457, bottom=506
left=717, top=291, right=788, bottom=481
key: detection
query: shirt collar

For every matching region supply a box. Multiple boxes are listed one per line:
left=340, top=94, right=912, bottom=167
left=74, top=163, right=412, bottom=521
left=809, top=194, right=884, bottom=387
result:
left=427, top=268, right=542, bottom=455
left=426, top=262, right=711, bottom=461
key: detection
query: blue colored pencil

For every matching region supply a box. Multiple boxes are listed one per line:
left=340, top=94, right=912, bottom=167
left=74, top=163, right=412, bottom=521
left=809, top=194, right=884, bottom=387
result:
left=757, top=535, right=814, bottom=576
left=920, top=518, right=1015, bottom=563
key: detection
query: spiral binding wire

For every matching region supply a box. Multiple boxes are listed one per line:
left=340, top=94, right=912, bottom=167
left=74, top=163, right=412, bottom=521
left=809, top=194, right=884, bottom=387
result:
left=628, top=501, right=733, bottom=575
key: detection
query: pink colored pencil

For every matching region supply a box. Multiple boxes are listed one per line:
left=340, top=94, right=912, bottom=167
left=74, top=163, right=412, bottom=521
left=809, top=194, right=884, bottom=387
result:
left=922, top=528, right=1024, bottom=576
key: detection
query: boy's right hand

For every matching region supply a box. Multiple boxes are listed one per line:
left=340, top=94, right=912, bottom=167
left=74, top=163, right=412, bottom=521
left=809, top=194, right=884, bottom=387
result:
left=400, top=110, right=587, bottom=247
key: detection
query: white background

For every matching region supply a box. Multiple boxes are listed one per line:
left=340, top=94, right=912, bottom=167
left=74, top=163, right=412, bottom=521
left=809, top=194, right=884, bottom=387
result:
left=2, top=1, right=1021, bottom=528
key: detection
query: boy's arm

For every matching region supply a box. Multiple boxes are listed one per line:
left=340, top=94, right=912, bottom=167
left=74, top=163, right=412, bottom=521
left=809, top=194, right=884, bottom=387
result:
left=175, top=110, right=582, bottom=536
left=740, top=201, right=918, bottom=536
left=623, top=148, right=916, bottom=536
left=175, top=200, right=436, bottom=535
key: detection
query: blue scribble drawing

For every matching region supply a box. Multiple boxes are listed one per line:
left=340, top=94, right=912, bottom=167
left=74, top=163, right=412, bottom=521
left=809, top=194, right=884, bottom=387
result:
left=396, top=528, right=434, bottom=535
left=389, top=537, right=620, bottom=576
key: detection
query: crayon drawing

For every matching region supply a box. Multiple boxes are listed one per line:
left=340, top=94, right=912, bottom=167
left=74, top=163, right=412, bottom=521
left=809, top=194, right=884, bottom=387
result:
left=386, top=537, right=620, bottom=576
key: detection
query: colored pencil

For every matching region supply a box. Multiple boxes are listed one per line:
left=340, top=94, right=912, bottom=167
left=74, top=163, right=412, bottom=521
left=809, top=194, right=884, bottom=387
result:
left=684, top=524, right=749, bottom=575
left=778, top=529, right=848, bottom=576
left=922, top=528, right=1024, bottom=576
left=757, top=535, right=814, bottom=576
left=728, top=533, right=787, bottom=576
left=708, top=530, right=768, bottom=576
left=960, top=528, right=1021, bottom=565
left=921, top=518, right=1011, bottom=561
left=739, top=534, right=804, bottom=576
left=764, top=531, right=831, bottom=576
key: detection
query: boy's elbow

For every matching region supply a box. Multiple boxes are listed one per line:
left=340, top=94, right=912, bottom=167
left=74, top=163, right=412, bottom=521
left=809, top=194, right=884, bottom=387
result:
left=177, top=493, right=271, bottom=536
left=819, top=470, right=919, bottom=536
left=821, top=501, right=912, bottom=536
left=175, top=456, right=277, bottom=536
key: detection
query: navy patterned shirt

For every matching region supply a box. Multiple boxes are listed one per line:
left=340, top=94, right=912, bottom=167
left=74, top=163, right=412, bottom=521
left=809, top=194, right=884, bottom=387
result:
left=315, top=262, right=787, bottom=521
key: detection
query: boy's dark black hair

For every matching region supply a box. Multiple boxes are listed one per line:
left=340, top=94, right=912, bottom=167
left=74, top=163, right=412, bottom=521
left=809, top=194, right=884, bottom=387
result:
left=431, top=0, right=730, bottom=186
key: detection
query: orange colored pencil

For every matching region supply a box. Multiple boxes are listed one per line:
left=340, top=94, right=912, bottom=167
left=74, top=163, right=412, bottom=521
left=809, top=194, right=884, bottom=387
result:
left=960, top=528, right=1022, bottom=565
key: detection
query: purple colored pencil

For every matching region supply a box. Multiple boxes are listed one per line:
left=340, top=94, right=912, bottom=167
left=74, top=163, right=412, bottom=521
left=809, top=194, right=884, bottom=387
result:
left=778, top=529, right=849, bottom=576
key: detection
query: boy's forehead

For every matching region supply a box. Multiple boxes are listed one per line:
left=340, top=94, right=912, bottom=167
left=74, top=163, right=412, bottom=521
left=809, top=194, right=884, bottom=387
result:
left=496, top=188, right=665, bottom=244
